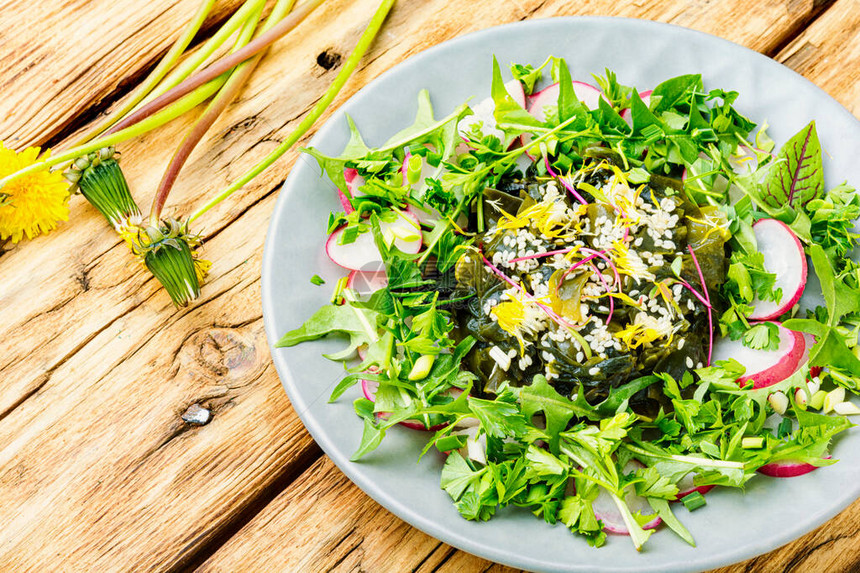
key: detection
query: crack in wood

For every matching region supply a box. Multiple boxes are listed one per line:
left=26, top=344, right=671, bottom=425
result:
left=167, top=442, right=324, bottom=573
left=766, top=0, right=837, bottom=58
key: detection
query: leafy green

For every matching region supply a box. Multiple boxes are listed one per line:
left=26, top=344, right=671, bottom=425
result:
left=762, top=121, right=823, bottom=209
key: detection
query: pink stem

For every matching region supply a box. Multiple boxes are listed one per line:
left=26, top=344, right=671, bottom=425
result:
left=544, top=156, right=588, bottom=205
left=676, top=278, right=712, bottom=309
left=581, top=247, right=621, bottom=288
left=588, top=262, right=614, bottom=324
left=687, top=245, right=713, bottom=366
left=508, top=247, right=575, bottom=264
left=480, top=253, right=576, bottom=329
left=105, top=0, right=325, bottom=137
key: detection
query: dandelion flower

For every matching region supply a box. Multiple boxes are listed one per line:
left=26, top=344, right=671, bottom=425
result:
left=0, top=143, right=69, bottom=242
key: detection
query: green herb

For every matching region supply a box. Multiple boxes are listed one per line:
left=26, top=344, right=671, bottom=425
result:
left=310, top=274, right=326, bottom=286
left=681, top=491, right=707, bottom=511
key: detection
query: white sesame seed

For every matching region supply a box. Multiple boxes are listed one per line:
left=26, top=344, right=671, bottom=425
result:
left=588, top=367, right=600, bottom=376
left=685, top=356, right=694, bottom=368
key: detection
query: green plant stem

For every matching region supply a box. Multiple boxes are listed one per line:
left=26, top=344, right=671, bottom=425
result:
left=0, top=79, right=226, bottom=190
left=63, top=0, right=218, bottom=149
left=137, top=0, right=267, bottom=109
left=187, top=0, right=395, bottom=225
left=149, top=0, right=274, bottom=225
left=105, top=0, right=326, bottom=139
left=0, top=0, right=272, bottom=190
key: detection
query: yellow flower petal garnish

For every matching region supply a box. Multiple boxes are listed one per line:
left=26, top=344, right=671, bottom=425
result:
left=0, top=143, right=69, bottom=242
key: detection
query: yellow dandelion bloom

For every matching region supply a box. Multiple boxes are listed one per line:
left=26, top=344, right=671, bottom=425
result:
left=0, top=143, right=69, bottom=243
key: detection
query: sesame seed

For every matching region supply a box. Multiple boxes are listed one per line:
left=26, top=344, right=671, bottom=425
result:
left=588, top=367, right=600, bottom=376
left=685, top=356, right=694, bottom=368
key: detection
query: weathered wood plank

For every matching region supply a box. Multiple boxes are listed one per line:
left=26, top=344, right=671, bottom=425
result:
left=775, top=0, right=860, bottom=116
left=0, top=0, right=246, bottom=150
left=197, top=456, right=447, bottom=572
left=199, top=453, right=860, bottom=572
left=0, top=0, right=848, bottom=571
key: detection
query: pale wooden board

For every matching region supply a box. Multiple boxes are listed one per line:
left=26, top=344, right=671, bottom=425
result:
left=0, top=0, right=850, bottom=570
left=775, top=0, right=860, bottom=116
left=198, top=456, right=860, bottom=572
left=0, top=0, right=247, bottom=150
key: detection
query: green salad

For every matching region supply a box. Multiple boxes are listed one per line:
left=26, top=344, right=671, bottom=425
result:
left=279, top=56, right=860, bottom=550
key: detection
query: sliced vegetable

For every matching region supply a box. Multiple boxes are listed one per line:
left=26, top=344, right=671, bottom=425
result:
left=748, top=218, right=807, bottom=320
left=592, top=461, right=662, bottom=535
left=325, top=210, right=422, bottom=270
left=711, top=322, right=806, bottom=389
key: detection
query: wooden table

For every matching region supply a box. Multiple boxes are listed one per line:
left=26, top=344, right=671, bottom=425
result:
left=1, top=0, right=858, bottom=571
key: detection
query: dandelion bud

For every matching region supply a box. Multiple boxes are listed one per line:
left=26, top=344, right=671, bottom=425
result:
left=129, top=218, right=210, bottom=308
left=64, top=147, right=140, bottom=229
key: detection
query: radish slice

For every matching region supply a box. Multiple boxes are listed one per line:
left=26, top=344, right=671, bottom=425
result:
left=748, top=219, right=808, bottom=321
left=338, top=168, right=366, bottom=214
left=592, top=460, right=661, bottom=534
left=620, top=90, right=652, bottom=124
left=674, top=472, right=715, bottom=500
left=712, top=322, right=805, bottom=389
left=344, top=168, right=366, bottom=197
left=347, top=270, right=388, bottom=296
left=526, top=81, right=603, bottom=123
left=458, top=79, right=526, bottom=141
left=757, top=458, right=828, bottom=478
left=325, top=210, right=422, bottom=271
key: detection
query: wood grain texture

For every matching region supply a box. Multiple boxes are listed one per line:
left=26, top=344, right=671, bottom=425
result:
left=775, top=0, right=860, bottom=116
left=0, top=0, right=855, bottom=571
left=0, top=0, right=247, bottom=150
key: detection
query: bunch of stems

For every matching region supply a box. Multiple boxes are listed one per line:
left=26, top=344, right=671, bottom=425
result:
left=0, top=0, right=396, bottom=306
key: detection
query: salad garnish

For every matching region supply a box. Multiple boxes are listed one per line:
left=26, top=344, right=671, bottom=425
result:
left=279, top=56, right=860, bottom=550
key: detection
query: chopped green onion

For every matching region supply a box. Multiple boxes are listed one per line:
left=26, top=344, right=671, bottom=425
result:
left=435, top=434, right=468, bottom=453
left=741, top=436, right=764, bottom=449
left=777, top=417, right=792, bottom=439
left=310, top=274, right=325, bottom=286
left=331, top=276, right=349, bottom=304
left=681, top=491, right=707, bottom=511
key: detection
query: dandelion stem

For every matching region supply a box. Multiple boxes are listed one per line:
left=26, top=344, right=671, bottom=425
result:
left=150, top=0, right=296, bottom=224
left=0, top=79, right=227, bottom=190
left=138, top=0, right=267, bottom=107
left=187, top=0, right=395, bottom=225
left=62, top=0, right=218, bottom=149
left=106, top=0, right=326, bottom=139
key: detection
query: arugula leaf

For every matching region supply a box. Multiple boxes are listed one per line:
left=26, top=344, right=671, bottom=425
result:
left=275, top=302, right=379, bottom=360
left=762, top=121, right=824, bottom=209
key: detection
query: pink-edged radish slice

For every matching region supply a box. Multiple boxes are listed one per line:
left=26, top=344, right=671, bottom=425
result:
left=360, top=378, right=447, bottom=431
left=458, top=79, right=526, bottom=141
left=712, top=322, right=806, bottom=389
left=347, top=270, right=388, bottom=296
left=326, top=210, right=422, bottom=271
left=748, top=219, right=808, bottom=321
left=337, top=168, right=366, bottom=214
left=757, top=456, right=831, bottom=478
left=592, top=460, right=661, bottom=534
left=673, top=472, right=715, bottom=500
left=526, top=81, right=603, bottom=123
left=621, top=90, right=653, bottom=124
left=344, top=168, right=365, bottom=197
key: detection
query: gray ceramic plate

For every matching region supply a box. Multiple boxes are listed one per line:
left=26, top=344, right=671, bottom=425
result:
left=262, top=17, right=860, bottom=573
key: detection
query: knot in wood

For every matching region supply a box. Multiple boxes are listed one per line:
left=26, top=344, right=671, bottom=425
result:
left=180, top=327, right=262, bottom=383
